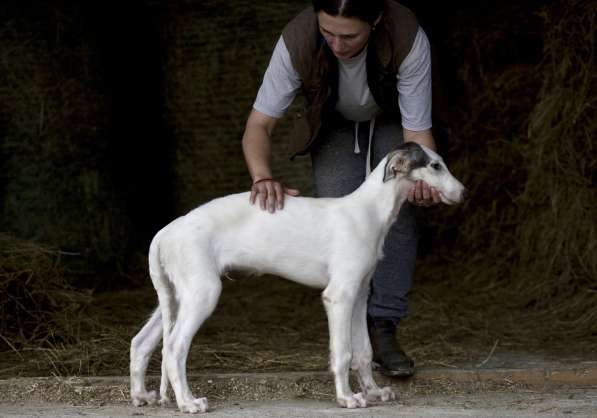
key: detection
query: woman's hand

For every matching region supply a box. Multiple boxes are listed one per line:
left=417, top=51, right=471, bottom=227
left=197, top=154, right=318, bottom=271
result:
left=402, top=130, right=441, bottom=207
left=250, top=178, right=300, bottom=213
left=242, top=110, right=300, bottom=213
left=408, top=180, right=441, bottom=207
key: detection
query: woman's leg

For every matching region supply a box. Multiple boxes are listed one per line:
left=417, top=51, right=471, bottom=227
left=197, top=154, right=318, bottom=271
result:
left=311, top=116, right=417, bottom=376
left=367, top=120, right=418, bottom=323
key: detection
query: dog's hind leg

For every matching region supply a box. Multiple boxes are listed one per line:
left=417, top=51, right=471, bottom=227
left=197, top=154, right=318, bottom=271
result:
left=155, top=283, right=175, bottom=406
left=159, top=351, right=169, bottom=405
left=350, top=281, right=396, bottom=403
left=163, top=262, right=222, bottom=414
left=145, top=234, right=176, bottom=406
left=130, top=308, right=162, bottom=406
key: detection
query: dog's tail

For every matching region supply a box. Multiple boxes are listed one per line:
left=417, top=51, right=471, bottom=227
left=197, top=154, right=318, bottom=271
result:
left=148, top=232, right=174, bottom=333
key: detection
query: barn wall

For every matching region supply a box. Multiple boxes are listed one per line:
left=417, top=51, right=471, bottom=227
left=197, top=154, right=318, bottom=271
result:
left=163, top=0, right=312, bottom=214
left=0, top=1, right=313, bottom=261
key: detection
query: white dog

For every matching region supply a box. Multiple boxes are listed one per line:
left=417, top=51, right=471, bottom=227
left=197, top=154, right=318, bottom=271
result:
left=130, top=141, right=466, bottom=413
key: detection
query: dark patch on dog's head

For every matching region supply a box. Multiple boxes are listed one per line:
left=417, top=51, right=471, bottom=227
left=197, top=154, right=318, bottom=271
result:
left=398, top=142, right=430, bottom=169
left=383, top=142, right=430, bottom=182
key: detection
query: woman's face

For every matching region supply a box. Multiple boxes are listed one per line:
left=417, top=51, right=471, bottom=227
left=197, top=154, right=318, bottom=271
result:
left=317, top=11, right=377, bottom=60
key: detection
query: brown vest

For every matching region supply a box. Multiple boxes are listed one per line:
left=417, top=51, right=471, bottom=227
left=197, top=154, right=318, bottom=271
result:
left=282, top=0, right=419, bottom=159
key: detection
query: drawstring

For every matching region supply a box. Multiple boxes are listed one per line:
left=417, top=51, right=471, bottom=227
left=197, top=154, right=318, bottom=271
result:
left=366, top=116, right=375, bottom=177
left=353, top=122, right=361, bottom=153
left=353, top=116, right=376, bottom=177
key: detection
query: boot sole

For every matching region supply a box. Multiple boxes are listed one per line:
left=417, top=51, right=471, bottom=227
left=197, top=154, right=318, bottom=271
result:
left=372, top=361, right=415, bottom=377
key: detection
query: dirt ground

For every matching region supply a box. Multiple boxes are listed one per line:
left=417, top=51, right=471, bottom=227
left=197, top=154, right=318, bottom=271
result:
left=2, top=274, right=596, bottom=378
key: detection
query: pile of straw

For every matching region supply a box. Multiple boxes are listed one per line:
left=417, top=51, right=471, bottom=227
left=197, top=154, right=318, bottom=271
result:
left=0, top=234, right=137, bottom=376
left=0, top=234, right=91, bottom=350
left=418, top=0, right=596, bottom=340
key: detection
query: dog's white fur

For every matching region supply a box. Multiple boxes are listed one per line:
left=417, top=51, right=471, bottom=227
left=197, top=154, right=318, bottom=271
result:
left=130, top=142, right=465, bottom=413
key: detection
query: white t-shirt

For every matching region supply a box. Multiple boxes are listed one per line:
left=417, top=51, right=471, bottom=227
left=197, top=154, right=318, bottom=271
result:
left=254, top=27, right=432, bottom=131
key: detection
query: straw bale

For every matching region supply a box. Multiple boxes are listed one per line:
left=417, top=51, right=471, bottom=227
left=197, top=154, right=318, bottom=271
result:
left=0, top=8, right=132, bottom=263
left=162, top=0, right=313, bottom=213
left=416, top=0, right=597, bottom=339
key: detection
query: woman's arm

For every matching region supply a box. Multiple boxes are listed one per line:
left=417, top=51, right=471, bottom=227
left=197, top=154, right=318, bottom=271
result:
left=242, top=109, right=299, bottom=213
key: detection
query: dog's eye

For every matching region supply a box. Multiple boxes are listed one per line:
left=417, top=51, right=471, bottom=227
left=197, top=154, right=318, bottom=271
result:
left=431, top=162, right=441, bottom=171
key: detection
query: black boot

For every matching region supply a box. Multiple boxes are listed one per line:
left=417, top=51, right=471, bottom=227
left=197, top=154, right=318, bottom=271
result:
left=369, top=319, right=415, bottom=377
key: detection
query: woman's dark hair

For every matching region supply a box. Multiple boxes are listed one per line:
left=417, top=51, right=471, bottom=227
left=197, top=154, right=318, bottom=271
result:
left=312, top=0, right=384, bottom=25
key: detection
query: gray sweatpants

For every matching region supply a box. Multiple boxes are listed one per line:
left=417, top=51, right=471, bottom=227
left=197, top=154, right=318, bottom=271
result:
left=310, top=115, right=418, bottom=322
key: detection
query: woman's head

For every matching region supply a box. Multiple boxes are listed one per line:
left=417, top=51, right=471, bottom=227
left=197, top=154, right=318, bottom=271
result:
left=313, top=0, right=384, bottom=59
left=313, top=0, right=384, bottom=26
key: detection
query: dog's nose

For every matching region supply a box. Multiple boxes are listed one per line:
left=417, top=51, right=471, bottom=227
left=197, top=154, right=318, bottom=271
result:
left=461, top=188, right=469, bottom=201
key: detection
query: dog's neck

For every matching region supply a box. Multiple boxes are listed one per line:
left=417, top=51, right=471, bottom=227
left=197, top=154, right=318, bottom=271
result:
left=348, top=161, right=412, bottom=230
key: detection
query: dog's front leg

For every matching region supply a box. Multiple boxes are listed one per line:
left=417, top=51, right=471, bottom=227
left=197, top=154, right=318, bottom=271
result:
left=351, top=281, right=396, bottom=403
left=322, top=281, right=367, bottom=409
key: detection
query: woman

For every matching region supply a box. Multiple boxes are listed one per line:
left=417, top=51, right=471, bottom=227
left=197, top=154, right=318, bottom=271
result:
left=241, top=0, right=441, bottom=377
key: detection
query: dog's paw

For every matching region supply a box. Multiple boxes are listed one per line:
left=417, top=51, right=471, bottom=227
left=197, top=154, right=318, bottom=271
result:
left=179, top=397, right=209, bottom=413
left=158, top=395, right=170, bottom=406
left=380, top=386, right=396, bottom=402
left=365, top=386, right=396, bottom=402
left=336, top=392, right=367, bottom=408
left=131, top=390, right=158, bottom=407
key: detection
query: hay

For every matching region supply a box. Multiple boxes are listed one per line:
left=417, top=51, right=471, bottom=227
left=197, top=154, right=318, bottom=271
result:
left=417, top=0, right=597, bottom=341
left=519, top=1, right=597, bottom=295
left=0, top=233, right=143, bottom=376
left=0, top=9, right=132, bottom=263
left=0, top=234, right=92, bottom=350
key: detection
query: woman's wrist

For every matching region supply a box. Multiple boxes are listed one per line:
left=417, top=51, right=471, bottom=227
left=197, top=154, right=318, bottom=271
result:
left=252, top=177, right=273, bottom=185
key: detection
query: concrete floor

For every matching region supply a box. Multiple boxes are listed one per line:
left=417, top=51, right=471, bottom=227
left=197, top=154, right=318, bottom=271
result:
left=1, top=354, right=596, bottom=418
left=2, top=390, right=597, bottom=418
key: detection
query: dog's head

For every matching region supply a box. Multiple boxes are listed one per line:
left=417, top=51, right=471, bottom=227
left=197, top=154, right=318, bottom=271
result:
left=383, top=142, right=466, bottom=205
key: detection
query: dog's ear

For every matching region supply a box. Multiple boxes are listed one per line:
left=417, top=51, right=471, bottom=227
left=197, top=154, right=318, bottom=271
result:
left=383, top=150, right=410, bottom=182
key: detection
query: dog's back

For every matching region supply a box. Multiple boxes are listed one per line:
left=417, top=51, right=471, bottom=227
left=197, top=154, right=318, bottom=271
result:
left=151, top=192, right=349, bottom=289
